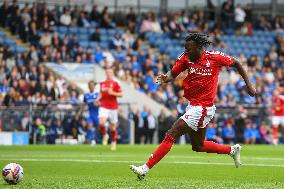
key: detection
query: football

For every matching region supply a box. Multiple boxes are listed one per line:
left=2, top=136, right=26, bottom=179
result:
left=2, top=163, right=24, bottom=185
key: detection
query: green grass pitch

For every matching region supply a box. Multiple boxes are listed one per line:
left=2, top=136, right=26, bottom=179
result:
left=0, top=145, right=284, bottom=189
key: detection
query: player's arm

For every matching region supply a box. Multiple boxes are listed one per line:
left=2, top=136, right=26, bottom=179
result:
left=108, top=82, right=123, bottom=97
left=231, top=58, right=256, bottom=97
left=156, top=70, right=178, bottom=84
left=108, top=89, right=123, bottom=97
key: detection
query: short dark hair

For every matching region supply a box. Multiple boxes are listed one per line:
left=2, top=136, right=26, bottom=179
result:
left=88, top=81, right=96, bottom=85
left=185, top=33, right=212, bottom=48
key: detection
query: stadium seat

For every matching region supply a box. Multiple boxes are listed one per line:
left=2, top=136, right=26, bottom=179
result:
left=107, top=29, right=116, bottom=36
left=88, top=28, right=95, bottom=35
left=100, top=42, right=109, bottom=49
left=69, top=27, right=78, bottom=34
left=100, top=29, right=107, bottom=35
left=100, top=35, right=109, bottom=42
left=58, top=26, right=68, bottom=33
left=0, top=31, right=5, bottom=38
left=78, top=34, right=89, bottom=41
left=89, top=42, right=98, bottom=48
left=3, top=38, right=15, bottom=46
left=16, top=46, right=27, bottom=54
left=78, top=28, right=88, bottom=34
left=80, top=41, right=89, bottom=48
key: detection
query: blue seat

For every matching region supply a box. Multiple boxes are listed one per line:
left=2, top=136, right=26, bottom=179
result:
left=78, top=28, right=88, bottom=34
left=89, top=42, right=98, bottom=48
left=69, top=27, right=78, bottom=34
left=0, top=31, right=5, bottom=38
left=169, top=51, right=177, bottom=60
left=100, top=29, right=107, bottom=35
left=80, top=41, right=89, bottom=48
left=88, top=28, right=95, bottom=35
left=100, top=42, right=109, bottom=49
left=149, top=36, right=156, bottom=47
left=16, top=46, right=27, bottom=54
left=3, top=38, right=15, bottom=46
left=58, top=26, right=68, bottom=33
left=100, top=35, right=108, bottom=42
left=78, top=34, right=89, bottom=41
left=58, top=33, right=65, bottom=39
left=107, top=29, right=116, bottom=36
left=159, top=45, right=166, bottom=53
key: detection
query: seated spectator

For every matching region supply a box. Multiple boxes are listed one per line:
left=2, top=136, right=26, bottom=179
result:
left=206, top=122, right=224, bottom=144
left=126, top=7, right=137, bottom=33
left=150, top=14, right=162, bottom=33
left=90, top=5, right=100, bottom=23
left=111, top=32, right=123, bottom=49
left=140, top=15, right=152, bottom=33
left=244, top=123, right=256, bottom=144
left=259, top=124, right=272, bottom=144
left=39, top=30, right=52, bottom=47
left=60, top=8, right=71, bottom=26
left=90, top=27, right=101, bottom=42
left=169, top=14, right=185, bottom=38
left=101, top=6, right=113, bottom=28
left=222, top=123, right=235, bottom=144
left=78, top=11, right=91, bottom=28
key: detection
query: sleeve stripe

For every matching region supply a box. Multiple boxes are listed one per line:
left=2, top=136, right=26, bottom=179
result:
left=177, top=52, right=185, bottom=60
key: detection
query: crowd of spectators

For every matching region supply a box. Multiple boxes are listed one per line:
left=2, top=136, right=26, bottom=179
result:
left=0, top=0, right=284, bottom=144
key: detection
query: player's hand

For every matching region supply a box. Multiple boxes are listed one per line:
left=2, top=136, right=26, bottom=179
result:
left=156, top=73, right=169, bottom=84
left=93, top=100, right=100, bottom=107
left=247, top=83, right=257, bottom=97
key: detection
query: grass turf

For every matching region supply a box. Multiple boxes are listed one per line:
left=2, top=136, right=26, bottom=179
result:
left=0, top=145, right=284, bottom=189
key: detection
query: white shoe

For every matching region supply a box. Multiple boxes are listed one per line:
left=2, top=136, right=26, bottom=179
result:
left=111, top=141, right=117, bottom=151
left=102, top=134, right=109, bottom=146
left=91, top=140, right=96, bottom=146
left=230, top=144, right=242, bottom=168
left=130, top=165, right=148, bottom=180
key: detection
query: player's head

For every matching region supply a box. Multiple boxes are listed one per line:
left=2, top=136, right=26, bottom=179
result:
left=88, top=81, right=96, bottom=92
left=105, top=67, right=114, bottom=80
left=273, top=88, right=280, bottom=96
left=184, top=33, right=212, bottom=61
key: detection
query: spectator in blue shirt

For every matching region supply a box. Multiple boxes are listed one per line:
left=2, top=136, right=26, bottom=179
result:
left=206, top=122, right=224, bottom=144
left=222, top=123, right=235, bottom=144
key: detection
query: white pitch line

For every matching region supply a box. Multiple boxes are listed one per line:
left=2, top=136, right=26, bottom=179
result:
left=1, top=154, right=284, bottom=161
left=0, top=158, right=284, bottom=168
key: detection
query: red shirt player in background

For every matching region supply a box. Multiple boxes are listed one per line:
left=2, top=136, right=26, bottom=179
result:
left=130, top=33, right=256, bottom=180
left=271, top=88, right=284, bottom=145
left=99, top=68, right=123, bottom=150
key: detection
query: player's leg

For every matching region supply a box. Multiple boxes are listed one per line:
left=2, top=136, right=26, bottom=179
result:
left=109, top=109, right=119, bottom=150
left=188, top=128, right=231, bottom=154
left=272, top=116, right=279, bottom=145
left=98, top=107, right=109, bottom=145
left=130, top=119, right=190, bottom=179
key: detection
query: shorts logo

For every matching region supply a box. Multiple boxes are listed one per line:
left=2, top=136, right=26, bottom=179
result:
left=184, top=115, right=189, bottom=119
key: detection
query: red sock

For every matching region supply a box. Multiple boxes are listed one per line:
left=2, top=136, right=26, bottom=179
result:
left=110, top=130, right=117, bottom=142
left=272, top=127, right=278, bottom=139
left=146, top=134, right=175, bottom=169
left=200, top=141, right=231, bottom=154
left=100, top=126, right=107, bottom=135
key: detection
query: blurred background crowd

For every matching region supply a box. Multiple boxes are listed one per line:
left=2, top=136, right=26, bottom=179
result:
left=0, top=0, right=284, bottom=145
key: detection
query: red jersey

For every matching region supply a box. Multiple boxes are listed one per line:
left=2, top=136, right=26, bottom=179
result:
left=172, top=50, right=234, bottom=107
left=100, top=79, right=122, bottom=109
left=272, top=95, right=284, bottom=116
